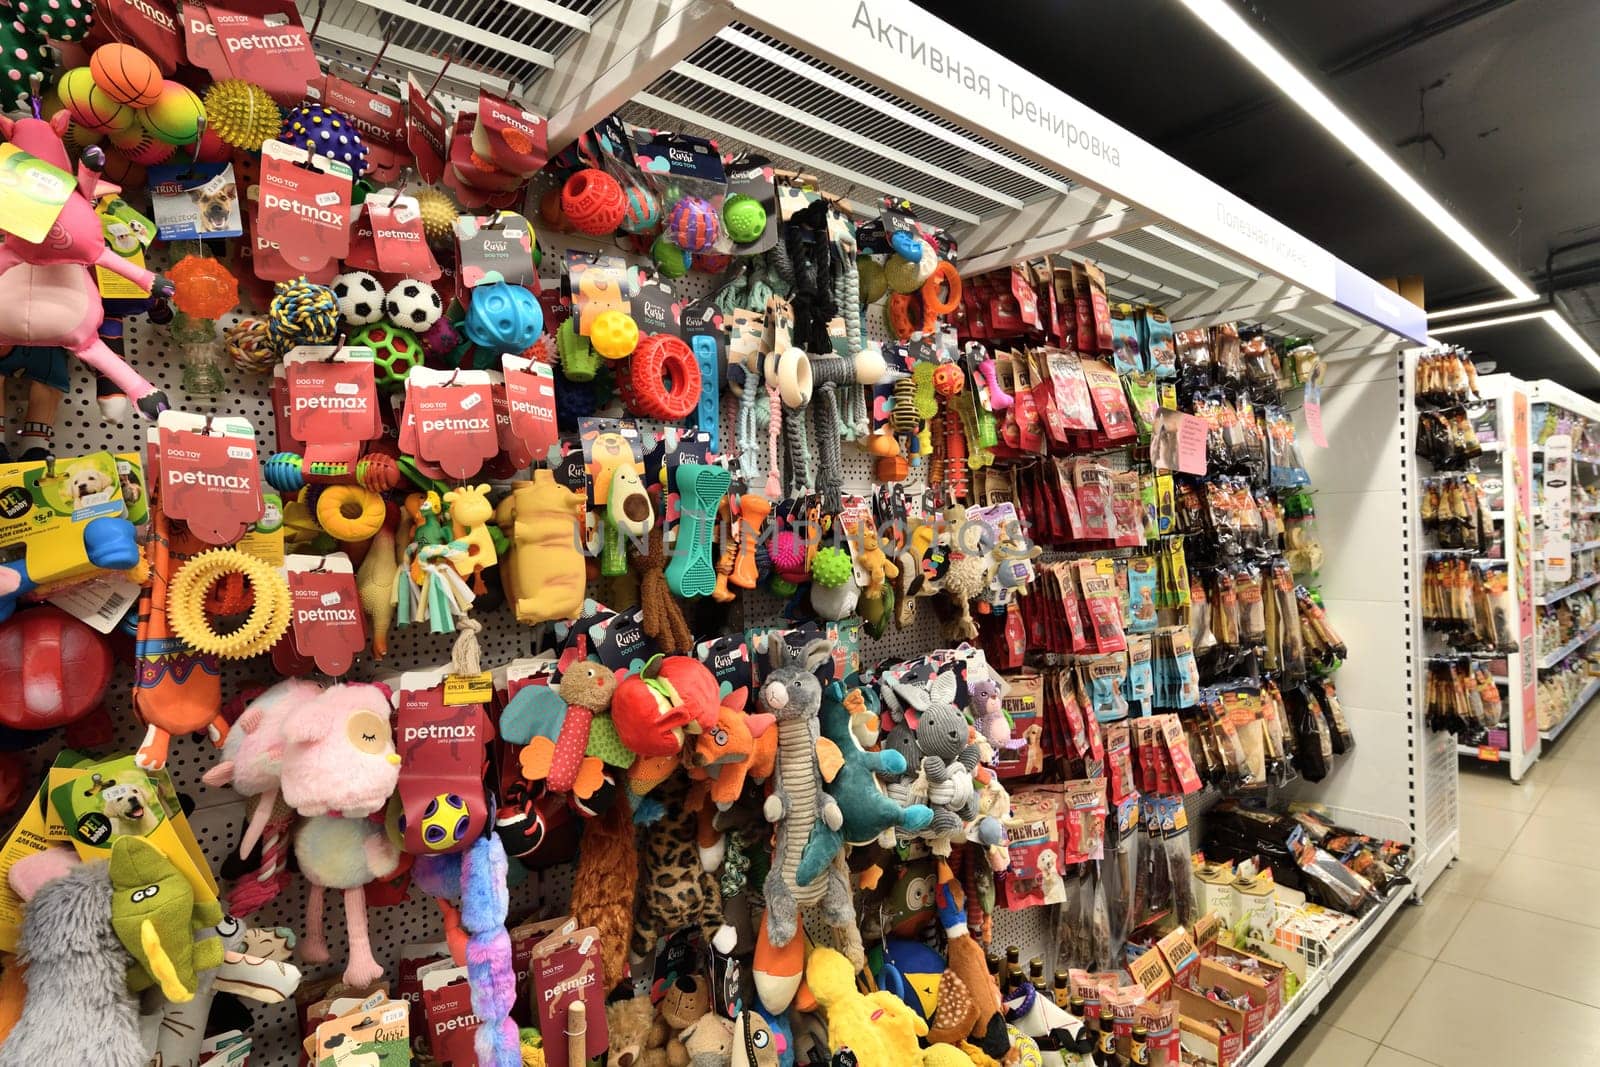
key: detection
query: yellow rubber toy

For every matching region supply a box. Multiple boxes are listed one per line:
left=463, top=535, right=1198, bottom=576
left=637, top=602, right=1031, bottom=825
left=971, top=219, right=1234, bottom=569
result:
left=316, top=484, right=386, bottom=541
left=169, top=549, right=291, bottom=659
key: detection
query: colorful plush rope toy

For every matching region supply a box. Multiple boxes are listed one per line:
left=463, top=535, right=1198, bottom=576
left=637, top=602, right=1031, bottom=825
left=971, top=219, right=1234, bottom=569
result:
left=224, top=317, right=276, bottom=373
left=267, top=277, right=341, bottom=356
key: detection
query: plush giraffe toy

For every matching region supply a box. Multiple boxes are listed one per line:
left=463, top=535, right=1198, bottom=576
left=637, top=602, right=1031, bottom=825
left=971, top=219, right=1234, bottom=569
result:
left=0, top=109, right=172, bottom=420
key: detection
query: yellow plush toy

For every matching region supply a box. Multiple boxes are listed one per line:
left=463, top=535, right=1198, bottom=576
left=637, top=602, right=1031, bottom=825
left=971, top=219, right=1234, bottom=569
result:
left=807, top=947, right=927, bottom=1062
left=923, top=1045, right=981, bottom=1067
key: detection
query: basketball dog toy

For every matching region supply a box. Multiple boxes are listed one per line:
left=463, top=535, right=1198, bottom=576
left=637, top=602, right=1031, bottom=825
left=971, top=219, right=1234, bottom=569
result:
left=561, top=169, right=626, bottom=235
left=138, top=82, right=205, bottom=145
left=58, top=67, right=134, bottom=134
left=89, top=44, right=163, bottom=108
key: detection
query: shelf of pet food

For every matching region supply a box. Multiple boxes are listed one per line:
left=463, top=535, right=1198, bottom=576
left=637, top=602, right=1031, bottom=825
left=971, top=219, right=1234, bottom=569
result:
left=1536, top=572, right=1600, bottom=605
left=1538, top=677, right=1600, bottom=744
left=1538, top=622, right=1600, bottom=670
left=1233, top=886, right=1413, bottom=1067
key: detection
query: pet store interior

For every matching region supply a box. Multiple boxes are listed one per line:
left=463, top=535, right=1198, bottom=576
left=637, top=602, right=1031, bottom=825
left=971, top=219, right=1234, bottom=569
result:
left=0, top=0, right=1590, bottom=1065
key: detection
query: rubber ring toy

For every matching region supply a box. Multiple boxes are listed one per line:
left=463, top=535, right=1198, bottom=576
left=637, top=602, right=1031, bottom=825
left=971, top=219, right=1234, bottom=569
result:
left=921, top=260, right=962, bottom=315
left=463, top=280, right=544, bottom=356
left=652, top=234, right=691, bottom=278
left=722, top=194, right=767, bottom=244
left=889, top=292, right=938, bottom=341
left=626, top=334, right=702, bottom=420
left=168, top=549, right=292, bottom=660
left=589, top=309, right=639, bottom=360
left=316, top=485, right=386, bottom=541
left=561, top=168, right=627, bottom=235
left=668, top=195, right=721, bottom=252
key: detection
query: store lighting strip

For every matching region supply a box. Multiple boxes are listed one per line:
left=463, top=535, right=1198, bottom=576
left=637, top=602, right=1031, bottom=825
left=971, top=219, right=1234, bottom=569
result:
left=1428, top=296, right=1542, bottom=321
left=1430, top=309, right=1600, bottom=374
left=1174, top=0, right=1537, bottom=301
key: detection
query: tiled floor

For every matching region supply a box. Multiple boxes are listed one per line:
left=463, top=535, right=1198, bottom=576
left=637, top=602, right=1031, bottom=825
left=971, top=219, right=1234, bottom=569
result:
left=1269, top=703, right=1600, bottom=1065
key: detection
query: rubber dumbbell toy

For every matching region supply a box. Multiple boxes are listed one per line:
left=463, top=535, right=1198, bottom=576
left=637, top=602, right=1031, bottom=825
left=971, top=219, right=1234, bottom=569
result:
left=664, top=462, right=731, bottom=598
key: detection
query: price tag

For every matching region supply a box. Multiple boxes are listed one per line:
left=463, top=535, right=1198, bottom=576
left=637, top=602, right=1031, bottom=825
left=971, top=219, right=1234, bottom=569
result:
left=443, top=672, right=494, bottom=706
left=1478, top=745, right=1502, bottom=763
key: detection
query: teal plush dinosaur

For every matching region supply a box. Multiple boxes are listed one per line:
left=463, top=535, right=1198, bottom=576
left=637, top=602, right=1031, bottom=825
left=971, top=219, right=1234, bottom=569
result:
left=819, top=681, right=934, bottom=846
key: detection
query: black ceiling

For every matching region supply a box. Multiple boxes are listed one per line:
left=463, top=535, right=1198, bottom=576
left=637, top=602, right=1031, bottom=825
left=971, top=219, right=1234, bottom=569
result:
left=916, top=0, right=1600, bottom=384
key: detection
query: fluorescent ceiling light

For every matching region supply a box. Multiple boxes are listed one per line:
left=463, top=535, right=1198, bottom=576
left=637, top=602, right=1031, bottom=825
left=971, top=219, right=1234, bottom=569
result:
left=1430, top=309, right=1600, bottom=376
left=1429, top=296, right=1542, bottom=322
left=1430, top=310, right=1547, bottom=334
left=1174, top=0, right=1536, bottom=302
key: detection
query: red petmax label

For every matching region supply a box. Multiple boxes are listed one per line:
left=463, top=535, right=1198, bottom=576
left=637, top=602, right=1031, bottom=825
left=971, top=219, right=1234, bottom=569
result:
left=312, top=75, right=408, bottom=182
left=500, top=356, right=558, bottom=469
left=287, top=350, right=381, bottom=443
left=160, top=424, right=263, bottom=545
left=421, top=964, right=479, bottom=1066
left=407, top=76, right=449, bottom=184
left=287, top=555, right=365, bottom=676
left=395, top=681, right=489, bottom=855
left=205, top=0, right=319, bottom=106
left=182, top=0, right=227, bottom=71
left=366, top=200, right=440, bottom=279
left=256, top=139, right=352, bottom=274
left=409, top=373, right=499, bottom=480
left=102, top=0, right=184, bottom=72
left=530, top=927, right=608, bottom=1065
left=269, top=373, right=299, bottom=451
left=475, top=89, right=548, bottom=175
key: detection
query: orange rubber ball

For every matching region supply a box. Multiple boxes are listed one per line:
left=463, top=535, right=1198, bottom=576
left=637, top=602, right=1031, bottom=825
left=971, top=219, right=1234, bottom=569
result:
left=168, top=255, right=240, bottom=321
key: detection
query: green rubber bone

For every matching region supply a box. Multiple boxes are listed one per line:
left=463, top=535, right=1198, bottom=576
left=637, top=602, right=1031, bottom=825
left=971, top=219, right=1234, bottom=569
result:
left=666, top=462, right=732, bottom=598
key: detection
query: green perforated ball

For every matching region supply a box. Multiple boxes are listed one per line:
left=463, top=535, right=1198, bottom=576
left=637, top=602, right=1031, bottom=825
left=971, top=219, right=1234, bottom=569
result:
left=723, top=194, right=767, bottom=245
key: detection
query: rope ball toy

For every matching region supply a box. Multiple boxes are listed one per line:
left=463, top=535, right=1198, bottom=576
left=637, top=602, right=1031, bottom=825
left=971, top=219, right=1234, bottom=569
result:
left=169, top=550, right=292, bottom=660
left=268, top=277, right=341, bottom=355
left=224, top=317, right=276, bottom=373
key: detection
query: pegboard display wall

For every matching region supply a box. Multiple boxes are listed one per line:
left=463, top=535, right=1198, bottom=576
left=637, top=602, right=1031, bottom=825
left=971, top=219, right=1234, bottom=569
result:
left=4, top=228, right=968, bottom=1064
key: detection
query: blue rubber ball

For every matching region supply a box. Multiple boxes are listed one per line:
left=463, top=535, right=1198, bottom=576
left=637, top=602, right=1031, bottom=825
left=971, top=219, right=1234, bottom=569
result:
left=462, top=281, right=544, bottom=356
left=889, top=230, right=924, bottom=263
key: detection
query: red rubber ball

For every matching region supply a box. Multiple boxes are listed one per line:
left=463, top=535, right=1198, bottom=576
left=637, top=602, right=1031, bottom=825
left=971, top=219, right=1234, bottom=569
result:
left=561, top=168, right=627, bottom=236
left=0, top=606, right=113, bottom=730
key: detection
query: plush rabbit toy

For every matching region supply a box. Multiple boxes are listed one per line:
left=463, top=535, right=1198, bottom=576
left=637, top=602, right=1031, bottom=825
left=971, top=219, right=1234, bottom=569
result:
left=0, top=110, right=172, bottom=420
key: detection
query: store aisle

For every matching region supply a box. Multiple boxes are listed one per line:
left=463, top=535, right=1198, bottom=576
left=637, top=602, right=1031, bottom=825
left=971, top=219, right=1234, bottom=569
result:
left=1270, top=703, right=1600, bottom=1065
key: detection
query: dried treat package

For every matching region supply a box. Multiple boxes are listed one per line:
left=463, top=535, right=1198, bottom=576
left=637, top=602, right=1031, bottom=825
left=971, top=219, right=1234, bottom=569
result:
left=1110, top=303, right=1144, bottom=374
left=1176, top=327, right=1213, bottom=388
left=1265, top=404, right=1311, bottom=487
left=1140, top=305, right=1178, bottom=380
left=1237, top=564, right=1267, bottom=647
left=1212, top=322, right=1243, bottom=386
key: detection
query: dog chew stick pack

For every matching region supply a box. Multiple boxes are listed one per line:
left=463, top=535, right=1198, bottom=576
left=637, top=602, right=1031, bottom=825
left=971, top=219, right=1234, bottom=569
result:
left=664, top=462, right=731, bottom=599
left=531, top=925, right=607, bottom=1065
left=396, top=670, right=490, bottom=856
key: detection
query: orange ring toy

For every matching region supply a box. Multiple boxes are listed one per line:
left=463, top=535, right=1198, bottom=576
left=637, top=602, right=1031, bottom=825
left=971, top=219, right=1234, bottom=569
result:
left=889, top=292, right=938, bottom=341
left=921, top=260, right=962, bottom=315
left=625, top=333, right=703, bottom=420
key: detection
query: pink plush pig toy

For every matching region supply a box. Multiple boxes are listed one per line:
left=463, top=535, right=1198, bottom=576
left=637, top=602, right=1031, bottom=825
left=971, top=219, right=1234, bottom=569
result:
left=0, top=109, right=172, bottom=419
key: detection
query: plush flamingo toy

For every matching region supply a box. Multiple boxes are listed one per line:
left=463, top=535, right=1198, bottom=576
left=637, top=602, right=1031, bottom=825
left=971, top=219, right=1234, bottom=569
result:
left=0, top=108, right=172, bottom=419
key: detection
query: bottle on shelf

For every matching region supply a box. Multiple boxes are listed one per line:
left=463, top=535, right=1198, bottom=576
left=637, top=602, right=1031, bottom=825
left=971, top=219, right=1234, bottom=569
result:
left=1001, top=945, right=1022, bottom=992
left=1028, top=956, right=1045, bottom=989
left=1095, top=1004, right=1118, bottom=1067
left=1055, top=972, right=1074, bottom=1010
left=1129, top=1025, right=1149, bottom=1066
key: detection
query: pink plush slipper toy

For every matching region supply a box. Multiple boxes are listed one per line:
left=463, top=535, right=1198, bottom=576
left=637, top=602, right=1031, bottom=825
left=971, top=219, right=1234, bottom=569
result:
left=280, top=683, right=401, bottom=988
left=0, top=107, right=172, bottom=420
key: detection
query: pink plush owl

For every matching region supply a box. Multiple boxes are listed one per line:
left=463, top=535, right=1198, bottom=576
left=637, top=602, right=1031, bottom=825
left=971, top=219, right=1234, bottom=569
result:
left=279, top=683, right=400, bottom=818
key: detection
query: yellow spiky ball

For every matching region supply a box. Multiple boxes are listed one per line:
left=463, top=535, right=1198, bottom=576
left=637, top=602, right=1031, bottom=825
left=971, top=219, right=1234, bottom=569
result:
left=202, top=79, right=281, bottom=151
left=415, top=186, right=461, bottom=246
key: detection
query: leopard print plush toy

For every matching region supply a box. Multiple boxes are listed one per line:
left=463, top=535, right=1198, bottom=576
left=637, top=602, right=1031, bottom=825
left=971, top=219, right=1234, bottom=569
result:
left=632, top=777, right=724, bottom=962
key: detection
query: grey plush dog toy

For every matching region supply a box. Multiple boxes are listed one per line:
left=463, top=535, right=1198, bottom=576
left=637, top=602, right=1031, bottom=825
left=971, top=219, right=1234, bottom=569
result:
left=0, top=862, right=147, bottom=1067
